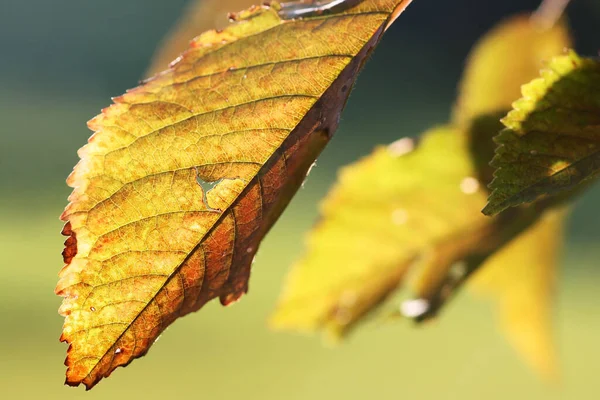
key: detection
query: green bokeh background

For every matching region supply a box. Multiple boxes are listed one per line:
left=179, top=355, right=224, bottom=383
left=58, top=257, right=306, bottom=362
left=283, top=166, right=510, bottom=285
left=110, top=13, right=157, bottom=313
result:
left=1, top=0, right=600, bottom=398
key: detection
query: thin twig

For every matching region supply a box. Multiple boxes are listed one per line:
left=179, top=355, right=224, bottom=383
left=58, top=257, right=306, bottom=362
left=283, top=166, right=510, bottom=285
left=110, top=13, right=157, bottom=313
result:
left=531, top=0, right=572, bottom=30
left=278, top=0, right=362, bottom=19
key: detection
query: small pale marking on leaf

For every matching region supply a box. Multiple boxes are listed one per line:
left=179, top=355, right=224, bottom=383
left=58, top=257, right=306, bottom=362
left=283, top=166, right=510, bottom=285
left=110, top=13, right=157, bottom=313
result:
left=339, top=291, right=358, bottom=307
left=460, top=177, right=480, bottom=194
left=391, top=208, right=409, bottom=225
left=387, top=137, right=415, bottom=157
left=400, top=298, right=430, bottom=318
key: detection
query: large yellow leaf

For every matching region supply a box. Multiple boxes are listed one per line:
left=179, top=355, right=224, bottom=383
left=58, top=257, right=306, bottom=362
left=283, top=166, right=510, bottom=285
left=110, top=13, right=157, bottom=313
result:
left=453, top=14, right=570, bottom=125
left=56, top=0, right=414, bottom=389
left=470, top=207, right=567, bottom=379
left=484, top=51, right=600, bottom=216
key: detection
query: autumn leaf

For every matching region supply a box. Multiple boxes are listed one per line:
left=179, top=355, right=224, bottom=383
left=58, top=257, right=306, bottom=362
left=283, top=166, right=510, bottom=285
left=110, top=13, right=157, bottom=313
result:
left=484, top=51, right=600, bottom=216
left=271, top=12, right=570, bottom=378
left=56, top=0, right=414, bottom=389
left=469, top=206, right=567, bottom=379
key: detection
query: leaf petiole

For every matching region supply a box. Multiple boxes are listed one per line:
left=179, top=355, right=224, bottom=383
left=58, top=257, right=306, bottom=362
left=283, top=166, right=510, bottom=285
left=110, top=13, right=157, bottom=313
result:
left=531, top=0, right=571, bottom=29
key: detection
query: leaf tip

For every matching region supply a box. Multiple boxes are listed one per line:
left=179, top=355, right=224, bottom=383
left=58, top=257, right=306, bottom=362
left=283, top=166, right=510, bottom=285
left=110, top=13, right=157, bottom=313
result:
left=481, top=189, right=511, bottom=216
left=481, top=202, right=500, bottom=216
left=385, top=0, right=414, bottom=31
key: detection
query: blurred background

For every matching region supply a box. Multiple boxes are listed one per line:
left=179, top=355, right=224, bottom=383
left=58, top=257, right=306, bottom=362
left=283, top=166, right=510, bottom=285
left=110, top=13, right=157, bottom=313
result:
left=1, top=0, right=600, bottom=398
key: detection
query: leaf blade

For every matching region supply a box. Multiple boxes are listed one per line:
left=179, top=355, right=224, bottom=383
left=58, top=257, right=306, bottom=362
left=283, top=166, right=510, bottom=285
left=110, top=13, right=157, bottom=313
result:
left=57, top=0, right=413, bottom=388
left=469, top=207, right=567, bottom=379
left=270, top=127, right=493, bottom=335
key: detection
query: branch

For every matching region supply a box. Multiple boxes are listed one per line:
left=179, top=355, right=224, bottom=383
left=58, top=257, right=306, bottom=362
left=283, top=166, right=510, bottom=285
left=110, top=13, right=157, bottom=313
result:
left=531, top=0, right=571, bottom=29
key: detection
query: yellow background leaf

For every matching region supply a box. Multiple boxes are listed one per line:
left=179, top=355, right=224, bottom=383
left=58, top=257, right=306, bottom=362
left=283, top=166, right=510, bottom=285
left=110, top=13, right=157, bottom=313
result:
left=470, top=207, right=567, bottom=379
left=271, top=127, right=491, bottom=336
left=57, top=0, right=413, bottom=389
left=453, top=14, right=570, bottom=125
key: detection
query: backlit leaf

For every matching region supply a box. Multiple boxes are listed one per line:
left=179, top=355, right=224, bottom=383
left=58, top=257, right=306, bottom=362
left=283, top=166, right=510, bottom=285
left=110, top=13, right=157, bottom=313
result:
left=271, top=127, right=540, bottom=336
left=56, top=0, right=414, bottom=389
left=469, top=207, right=567, bottom=379
left=453, top=14, right=570, bottom=125
left=454, top=12, right=571, bottom=378
left=484, top=51, right=600, bottom=216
